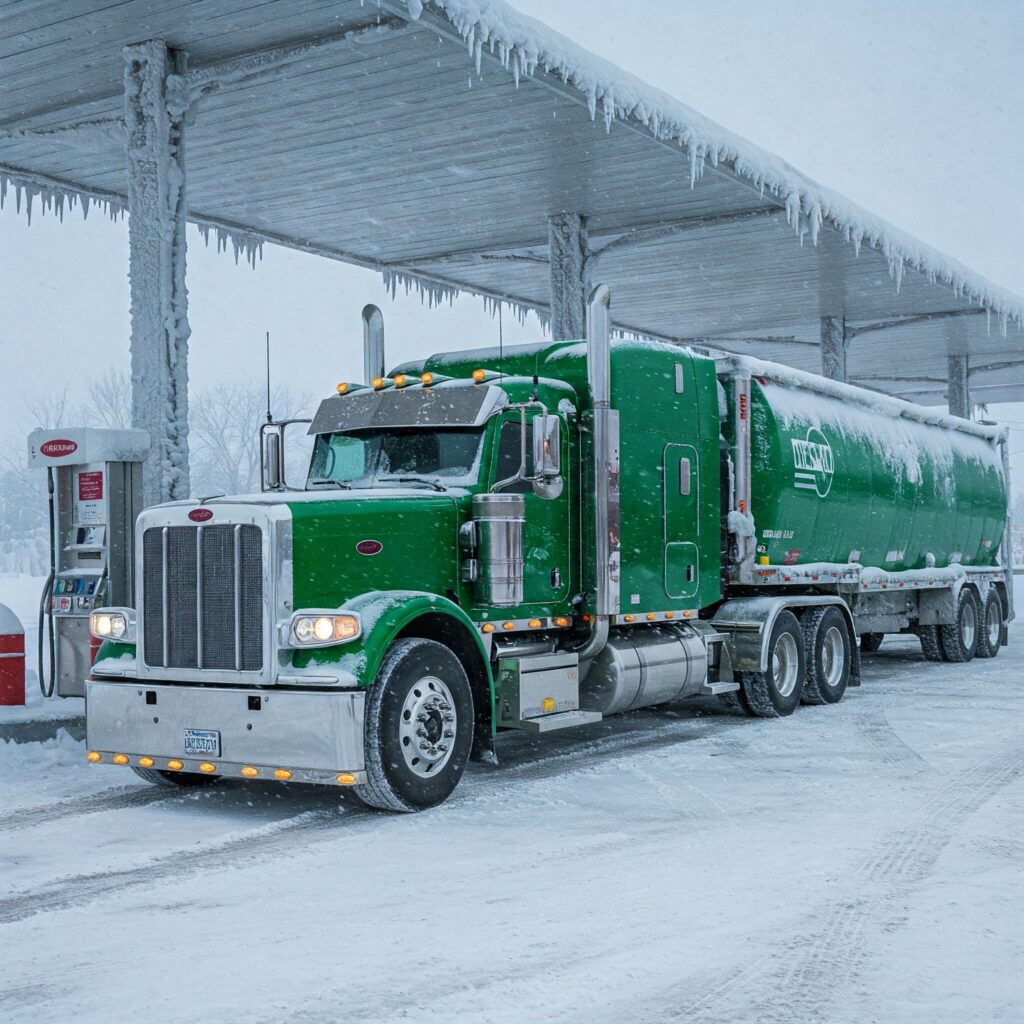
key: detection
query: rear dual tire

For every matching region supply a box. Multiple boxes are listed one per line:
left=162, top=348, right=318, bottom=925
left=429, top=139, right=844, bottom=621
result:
left=975, top=591, right=1004, bottom=660
left=800, top=607, right=852, bottom=706
left=938, top=588, right=980, bottom=663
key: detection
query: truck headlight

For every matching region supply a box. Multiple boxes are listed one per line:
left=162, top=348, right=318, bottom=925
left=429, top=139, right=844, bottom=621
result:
left=288, top=612, right=361, bottom=647
left=89, top=608, right=136, bottom=643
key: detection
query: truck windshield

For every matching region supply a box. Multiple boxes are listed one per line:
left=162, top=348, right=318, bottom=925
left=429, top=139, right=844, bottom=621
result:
left=307, top=428, right=486, bottom=490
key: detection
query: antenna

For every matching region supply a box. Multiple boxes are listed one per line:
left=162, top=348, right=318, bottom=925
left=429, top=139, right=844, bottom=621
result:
left=265, top=330, right=273, bottom=423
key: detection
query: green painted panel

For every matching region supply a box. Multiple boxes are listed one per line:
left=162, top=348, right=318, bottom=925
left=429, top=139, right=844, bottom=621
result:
left=738, top=378, right=1006, bottom=569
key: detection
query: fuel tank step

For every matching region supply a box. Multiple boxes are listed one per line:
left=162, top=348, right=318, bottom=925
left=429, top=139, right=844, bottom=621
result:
left=516, top=709, right=603, bottom=733
left=699, top=681, right=740, bottom=696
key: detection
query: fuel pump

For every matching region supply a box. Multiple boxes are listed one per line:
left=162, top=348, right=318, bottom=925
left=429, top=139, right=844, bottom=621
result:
left=28, top=428, right=148, bottom=698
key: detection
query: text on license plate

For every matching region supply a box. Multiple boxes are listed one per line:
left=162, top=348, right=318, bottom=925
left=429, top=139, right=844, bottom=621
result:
left=184, top=729, right=221, bottom=757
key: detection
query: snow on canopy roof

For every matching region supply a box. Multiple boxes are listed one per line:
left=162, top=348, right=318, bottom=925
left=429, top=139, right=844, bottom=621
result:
left=415, top=0, right=1022, bottom=325
left=0, top=0, right=1021, bottom=403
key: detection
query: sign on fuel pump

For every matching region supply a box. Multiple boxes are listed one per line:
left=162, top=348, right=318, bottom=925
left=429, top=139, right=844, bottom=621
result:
left=28, top=428, right=148, bottom=698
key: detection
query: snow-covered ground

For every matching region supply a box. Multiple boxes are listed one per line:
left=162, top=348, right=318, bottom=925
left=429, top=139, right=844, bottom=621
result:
left=0, top=582, right=1021, bottom=1023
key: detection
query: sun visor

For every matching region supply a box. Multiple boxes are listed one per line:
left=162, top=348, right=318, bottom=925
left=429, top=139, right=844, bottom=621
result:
left=308, top=384, right=508, bottom=435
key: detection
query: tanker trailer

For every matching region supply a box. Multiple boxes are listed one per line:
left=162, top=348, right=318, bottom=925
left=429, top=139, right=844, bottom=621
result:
left=715, top=354, right=1010, bottom=704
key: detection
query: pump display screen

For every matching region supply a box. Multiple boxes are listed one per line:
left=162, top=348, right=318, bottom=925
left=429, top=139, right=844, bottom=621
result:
left=307, top=428, right=485, bottom=490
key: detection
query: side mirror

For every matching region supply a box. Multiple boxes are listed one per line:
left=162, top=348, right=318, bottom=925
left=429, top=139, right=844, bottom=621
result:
left=532, top=414, right=561, bottom=477
left=531, top=414, right=563, bottom=499
left=261, top=425, right=284, bottom=491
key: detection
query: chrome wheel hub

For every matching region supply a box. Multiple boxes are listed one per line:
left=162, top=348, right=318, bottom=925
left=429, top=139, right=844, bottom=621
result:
left=821, top=625, right=845, bottom=687
left=961, top=600, right=977, bottom=649
left=399, top=676, right=457, bottom=778
left=772, top=632, right=800, bottom=698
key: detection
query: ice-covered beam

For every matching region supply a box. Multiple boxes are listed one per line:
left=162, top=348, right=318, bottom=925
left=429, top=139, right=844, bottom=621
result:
left=820, top=316, right=847, bottom=381
left=124, top=40, right=191, bottom=506
left=947, top=354, right=971, bottom=419
left=548, top=213, right=590, bottom=340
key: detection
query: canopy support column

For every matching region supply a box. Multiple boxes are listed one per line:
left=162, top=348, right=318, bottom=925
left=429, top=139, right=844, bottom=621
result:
left=548, top=213, right=590, bottom=340
left=820, top=315, right=847, bottom=382
left=124, top=39, right=191, bottom=506
left=947, top=354, right=971, bottom=419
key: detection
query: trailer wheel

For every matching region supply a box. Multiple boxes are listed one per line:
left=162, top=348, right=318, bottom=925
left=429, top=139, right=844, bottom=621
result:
left=354, top=638, right=474, bottom=813
left=801, top=607, right=851, bottom=705
left=939, top=588, right=980, bottom=663
left=739, top=610, right=805, bottom=718
left=716, top=687, right=752, bottom=715
left=975, top=591, right=1003, bottom=659
left=131, top=767, right=220, bottom=787
left=859, top=632, right=884, bottom=653
left=918, top=625, right=946, bottom=662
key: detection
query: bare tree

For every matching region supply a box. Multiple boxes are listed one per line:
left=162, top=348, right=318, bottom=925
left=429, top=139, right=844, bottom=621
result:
left=24, top=385, right=71, bottom=430
left=189, top=382, right=310, bottom=497
left=84, top=368, right=132, bottom=429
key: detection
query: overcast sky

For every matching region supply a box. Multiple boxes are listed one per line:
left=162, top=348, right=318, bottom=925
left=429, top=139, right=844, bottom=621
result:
left=1, top=0, right=1022, bottom=465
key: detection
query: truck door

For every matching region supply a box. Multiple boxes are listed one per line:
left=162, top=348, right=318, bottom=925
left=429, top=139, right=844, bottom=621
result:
left=663, top=443, right=699, bottom=601
left=493, top=416, right=571, bottom=608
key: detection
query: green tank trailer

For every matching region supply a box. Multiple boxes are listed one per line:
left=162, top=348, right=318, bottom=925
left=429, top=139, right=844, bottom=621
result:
left=84, top=287, right=1013, bottom=810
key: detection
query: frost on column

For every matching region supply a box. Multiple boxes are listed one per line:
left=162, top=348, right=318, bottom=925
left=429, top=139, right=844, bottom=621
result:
left=123, top=39, right=191, bottom=507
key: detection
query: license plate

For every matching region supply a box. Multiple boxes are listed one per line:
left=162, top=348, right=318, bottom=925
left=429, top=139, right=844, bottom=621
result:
left=184, top=729, right=221, bottom=757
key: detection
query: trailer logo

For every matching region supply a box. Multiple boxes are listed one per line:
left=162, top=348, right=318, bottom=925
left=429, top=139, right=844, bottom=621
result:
left=791, top=429, right=834, bottom=498
left=356, top=539, right=383, bottom=556
left=39, top=439, right=78, bottom=458
left=188, top=508, right=214, bottom=523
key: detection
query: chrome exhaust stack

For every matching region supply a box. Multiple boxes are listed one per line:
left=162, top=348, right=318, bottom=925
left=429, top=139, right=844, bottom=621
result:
left=362, top=304, right=385, bottom=383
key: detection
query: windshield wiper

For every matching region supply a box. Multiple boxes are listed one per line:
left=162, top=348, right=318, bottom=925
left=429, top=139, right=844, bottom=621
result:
left=307, top=478, right=353, bottom=490
left=378, top=476, right=447, bottom=492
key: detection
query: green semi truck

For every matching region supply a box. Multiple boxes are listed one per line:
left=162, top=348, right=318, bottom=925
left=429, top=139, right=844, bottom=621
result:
left=85, top=287, right=1012, bottom=811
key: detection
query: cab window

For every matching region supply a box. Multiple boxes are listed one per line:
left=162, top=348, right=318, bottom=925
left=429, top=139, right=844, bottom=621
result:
left=494, top=419, right=534, bottom=493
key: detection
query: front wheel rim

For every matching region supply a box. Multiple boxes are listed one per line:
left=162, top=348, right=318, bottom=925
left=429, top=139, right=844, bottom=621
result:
left=772, top=632, right=800, bottom=698
left=960, top=600, right=977, bottom=649
left=821, top=625, right=846, bottom=687
left=398, top=675, right=457, bottom=778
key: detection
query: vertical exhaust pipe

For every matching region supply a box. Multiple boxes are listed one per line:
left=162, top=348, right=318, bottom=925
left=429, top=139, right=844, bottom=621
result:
left=362, top=304, right=385, bottom=383
left=586, top=284, right=620, bottom=620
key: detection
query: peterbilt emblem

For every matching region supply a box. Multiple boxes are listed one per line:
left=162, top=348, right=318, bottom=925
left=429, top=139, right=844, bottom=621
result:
left=791, top=428, right=834, bottom=498
left=356, top=539, right=383, bottom=556
left=39, top=439, right=78, bottom=457
left=188, top=508, right=214, bottom=523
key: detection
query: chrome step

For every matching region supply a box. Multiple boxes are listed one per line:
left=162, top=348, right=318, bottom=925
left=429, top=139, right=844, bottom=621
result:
left=699, top=681, right=740, bottom=696
left=516, top=709, right=603, bottom=733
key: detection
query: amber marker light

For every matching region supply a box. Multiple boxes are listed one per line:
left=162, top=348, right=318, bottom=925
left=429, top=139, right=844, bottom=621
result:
left=113, top=753, right=129, bottom=765
left=240, top=766, right=259, bottom=778
left=472, top=369, right=486, bottom=383
left=683, top=610, right=695, bottom=619
left=336, top=773, right=357, bottom=786
left=336, top=382, right=349, bottom=395
left=481, top=623, right=495, bottom=633
left=553, top=617, right=571, bottom=628
left=86, top=750, right=102, bottom=763
left=373, top=377, right=385, bottom=390
left=646, top=613, right=657, bottom=621
left=623, top=614, right=635, bottom=623
left=199, top=762, right=218, bottom=774
left=542, top=697, right=556, bottom=713
left=665, top=611, right=675, bottom=619
left=166, top=759, right=184, bottom=771
left=528, top=618, right=542, bottom=628
left=393, top=374, right=407, bottom=388
left=138, top=756, right=155, bottom=768
left=420, top=372, right=434, bottom=386
left=502, top=621, right=515, bottom=631
left=274, top=768, right=293, bottom=781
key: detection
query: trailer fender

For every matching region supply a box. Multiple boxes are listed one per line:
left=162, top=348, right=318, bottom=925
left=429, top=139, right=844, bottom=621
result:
left=712, top=595, right=858, bottom=682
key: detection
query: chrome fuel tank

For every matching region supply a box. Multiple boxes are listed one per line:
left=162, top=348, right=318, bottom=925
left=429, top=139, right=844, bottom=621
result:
left=581, top=624, right=708, bottom=715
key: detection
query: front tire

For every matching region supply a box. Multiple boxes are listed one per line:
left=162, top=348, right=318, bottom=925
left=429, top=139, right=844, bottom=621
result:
left=354, top=638, right=474, bottom=812
left=975, top=591, right=1003, bottom=659
left=801, top=607, right=851, bottom=705
left=939, top=588, right=980, bottom=663
left=739, top=610, right=805, bottom=718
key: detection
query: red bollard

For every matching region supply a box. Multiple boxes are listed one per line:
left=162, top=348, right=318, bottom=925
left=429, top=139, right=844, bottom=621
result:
left=0, top=603, right=26, bottom=706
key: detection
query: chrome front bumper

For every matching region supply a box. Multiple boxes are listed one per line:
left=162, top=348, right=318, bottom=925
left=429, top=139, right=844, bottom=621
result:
left=86, top=680, right=366, bottom=785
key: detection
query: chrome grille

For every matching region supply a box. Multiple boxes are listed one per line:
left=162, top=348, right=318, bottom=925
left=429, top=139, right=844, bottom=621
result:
left=143, top=525, right=263, bottom=671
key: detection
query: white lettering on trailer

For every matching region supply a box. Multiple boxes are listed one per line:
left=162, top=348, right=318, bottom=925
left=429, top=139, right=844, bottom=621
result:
left=791, top=428, right=835, bottom=498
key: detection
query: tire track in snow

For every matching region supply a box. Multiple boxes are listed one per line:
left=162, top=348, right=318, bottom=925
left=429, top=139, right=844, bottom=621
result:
left=0, top=711, right=747, bottom=926
left=674, top=742, right=1024, bottom=1024
left=853, top=706, right=932, bottom=773
left=0, top=784, right=193, bottom=834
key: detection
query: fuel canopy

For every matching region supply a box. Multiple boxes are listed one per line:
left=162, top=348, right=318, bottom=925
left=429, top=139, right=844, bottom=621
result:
left=1, top=0, right=1021, bottom=412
